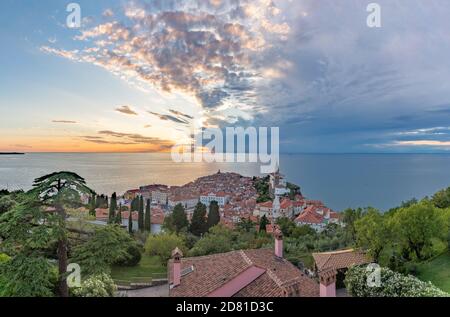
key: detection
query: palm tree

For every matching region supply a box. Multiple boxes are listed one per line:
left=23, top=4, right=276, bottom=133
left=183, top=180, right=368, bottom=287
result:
left=30, top=171, right=94, bottom=297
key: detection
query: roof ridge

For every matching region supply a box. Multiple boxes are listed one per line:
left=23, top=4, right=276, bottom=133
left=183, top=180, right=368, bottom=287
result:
left=240, top=250, right=253, bottom=266
left=265, top=267, right=284, bottom=287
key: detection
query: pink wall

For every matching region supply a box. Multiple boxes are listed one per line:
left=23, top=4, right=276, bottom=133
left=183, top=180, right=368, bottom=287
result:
left=320, top=282, right=336, bottom=297
left=173, top=262, right=181, bottom=286
left=275, top=239, right=283, bottom=258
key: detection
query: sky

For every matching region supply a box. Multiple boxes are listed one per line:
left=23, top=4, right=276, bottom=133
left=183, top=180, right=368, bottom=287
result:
left=1, top=0, right=450, bottom=153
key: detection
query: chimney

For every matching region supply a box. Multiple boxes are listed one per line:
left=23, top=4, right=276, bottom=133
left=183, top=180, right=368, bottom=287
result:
left=171, top=247, right=183, bottom=287
left=274, top=227, right=283, bottom=258
left=319, top=269, right=337, bottom=297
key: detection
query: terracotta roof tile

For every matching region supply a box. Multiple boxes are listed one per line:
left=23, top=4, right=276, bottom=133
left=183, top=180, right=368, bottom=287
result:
left=312, top=249, right=371, bottom=272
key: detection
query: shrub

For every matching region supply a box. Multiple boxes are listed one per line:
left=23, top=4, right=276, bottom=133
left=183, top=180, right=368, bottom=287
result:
left=345, top=265, right=448, bottom=297
left=145, top=233, right=186, bottom=264
left=72, top=273, right=117, bottom=297
left=114, top=244, right=142, bottom=267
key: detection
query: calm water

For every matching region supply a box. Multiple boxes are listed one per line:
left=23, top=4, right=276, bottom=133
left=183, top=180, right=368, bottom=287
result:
left=0, top=153, right=449, bottom=211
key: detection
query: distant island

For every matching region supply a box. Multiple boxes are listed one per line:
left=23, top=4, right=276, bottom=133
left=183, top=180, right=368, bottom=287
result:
left=0, top=152, right=25, bottom=155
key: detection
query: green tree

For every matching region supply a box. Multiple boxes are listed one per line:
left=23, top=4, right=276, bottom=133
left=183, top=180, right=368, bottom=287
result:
left=207, top=201, right=220, bottom=230
left=138, top=196, right=144, bottom=231
left=0, top=195, right=16, bottom=215
left=72, top=273, right=116, bottom=297
left=88, top=194, right=96, bottom=217
left=259, top=215, right=269, bottom=233
left=71, top=225, right=139, bottom=276
left=432, top=187, right=450, bottom=209
left=276, top=217, right=296, bottom=236
left=144, top=233, right=186, bottom=263
left=190, top=202, right=208, bottom=236
left=390, top=201, right=447, bottom=260
left=128, top=209, right=133, bottom=234
left=342, top=208, right=363, bottom=242
left=144, top=199, right=151, bottom=232
left=354, top=208, right=388, bottom=262
left=29, top=171, right=93, bottom=297
left=108, top=192, right=117, bottom=224
left=115, top=204, right=122, bottom=225
left=236, top=217, right=255, bottom=233
left=0, top=254, right=57, bottom=297
left=168, top=204, right=189, bottom=233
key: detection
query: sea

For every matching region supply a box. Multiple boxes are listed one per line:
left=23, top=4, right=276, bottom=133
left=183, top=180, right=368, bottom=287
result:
left=0, top=153, right=449, bottom=212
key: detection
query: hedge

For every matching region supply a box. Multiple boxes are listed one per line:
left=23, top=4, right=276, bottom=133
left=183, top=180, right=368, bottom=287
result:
left=345, top=265, right=448, bottom=297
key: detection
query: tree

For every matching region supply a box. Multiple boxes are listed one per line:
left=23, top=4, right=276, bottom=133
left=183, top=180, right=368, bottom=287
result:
left=88, top=194, right=96, bottom=217
left=128, top=210, right=133, bottom=234
left=167, top=203, right=189, bottom=233
left=144, top=199, right=151, bottom=232
left=29, top=171, right=94, bottom=297
left=236, top=217, right=255, bottom=233
left=190, top=202, right=208, bottom=236
left=108, top=192, right=117, bottom=224
left=354, top=208, right=388, bottom=262
left=342, top=208, right=363, bottom=242
left=259, top=215, right=269, bottom=233
left=276, top=217, right=296, bottom=236
left=144, top=233, right=186, bottom=263
left=0, top=195, right=16, bottom=215
left=138, top=196, right=144, bottom=231
left=115, top=204, right=122, bottom=225
left=0, top=254, right=57, bottom=297
left=207, top=201, right=220, bottom=230
left=71, top=225, right=139, bottom=276
left=390, top=201, right=447, bottom=260
left=432, top=187, right=450, bottom=209
left=189, top=225, right=235, bottom=256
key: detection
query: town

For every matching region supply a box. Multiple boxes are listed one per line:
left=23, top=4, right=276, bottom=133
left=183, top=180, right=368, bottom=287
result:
left=107, top=169, right=342, bottom=234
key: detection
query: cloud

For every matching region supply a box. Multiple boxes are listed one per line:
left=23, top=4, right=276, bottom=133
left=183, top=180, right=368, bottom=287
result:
left=97, top=130, right=174, bottom=145
left=144, top=124, right=152, bottom=128
left=42, top=0, right=290, bottom=123
left=10, top=144, right=32, bottom=149
left=52, top=120, right=77, bottom=124
left=115, top=105, right=138, bottom=115
left=169, top=109, right=194, bottom=120
left=148, top=111, right=189, bottom=124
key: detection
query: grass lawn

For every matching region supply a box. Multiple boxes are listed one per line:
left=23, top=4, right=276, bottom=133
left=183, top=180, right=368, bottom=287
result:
left=111, top=254, right=167, bottom=285
left=416, top=251, right=450, bottom=293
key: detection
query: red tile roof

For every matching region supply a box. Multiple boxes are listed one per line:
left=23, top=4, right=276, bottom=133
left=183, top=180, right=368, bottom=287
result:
left=312, top=249, right=371, bottom=272
left=294, top=211, right=323, bottom=224
left=169, top=248, right=319, bottom=297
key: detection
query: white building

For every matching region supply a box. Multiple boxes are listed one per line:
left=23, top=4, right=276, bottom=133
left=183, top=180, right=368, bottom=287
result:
left=200, top=192, right=229, bottom=206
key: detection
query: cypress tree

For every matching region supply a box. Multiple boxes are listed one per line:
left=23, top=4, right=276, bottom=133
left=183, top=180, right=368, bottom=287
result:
left=115, top=203, right=122, bottom=225
left=144, top=199, right=151, bottom=232
left=138, top=196, right=144, bottom=231
left=259, top=215, right=269, bottom=233
left=89, top=194, right=96, bottom=217
left=172, top=203, right=189, bottom=233
left=108, top=192, right=117, bottom=224
left=190, top=202, right=208, bottom=236
left=128, top=209, right=133, bottom=234
left=207, top=201, right=220, bottom=230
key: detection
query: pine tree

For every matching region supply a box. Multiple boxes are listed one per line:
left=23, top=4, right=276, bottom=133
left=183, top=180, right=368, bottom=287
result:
left=190, top=202, right=208, bottom=236
left=259, top=215, right=269, bottom=233
left=138, top=195, right=144, bottom=231
left=128, top=209, right=133, bottom=234
left=144, top=199, right=151, bottom=232
left=207, top=201, right=220, bottom=230
left=108, top=192, right=117, bottom=224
